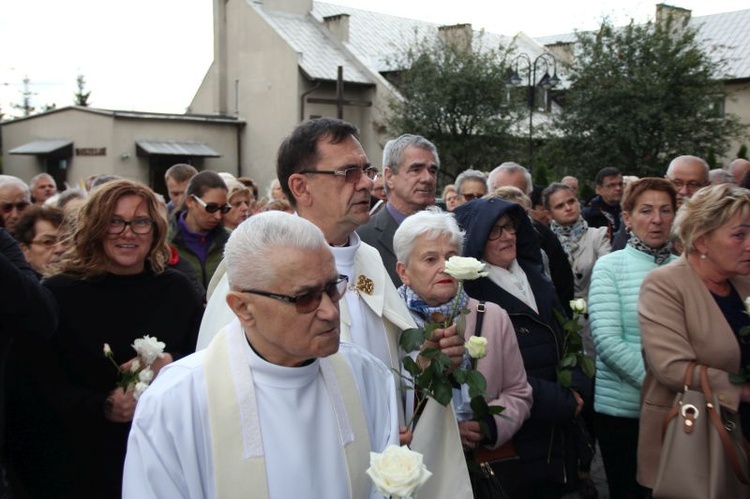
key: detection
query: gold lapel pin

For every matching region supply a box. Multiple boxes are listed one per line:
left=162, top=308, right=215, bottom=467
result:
left=354, top=275, right=374, bottom=295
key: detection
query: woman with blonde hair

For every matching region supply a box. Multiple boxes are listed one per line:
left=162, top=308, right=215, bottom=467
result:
left=638, top=183, right=750, bottom=495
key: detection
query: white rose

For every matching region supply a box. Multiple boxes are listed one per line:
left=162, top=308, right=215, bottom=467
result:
left=570, top=298, right=587, bottom=315
left=744, top=296, right=750, bottom=315
left=367, top=445, right=431, bottom=499
left=465, top=336, right=488, bottom=359
left=444, top=256, right=489, bottom=281
left=103, top=343, right=112, bottom=356
left=132, top=335, right=166, bottom=366
left=133, top=381, right=149, bottom=400
left=138, top=368, right=154, bottom=383
left=130, top=359, right=141, bottom=372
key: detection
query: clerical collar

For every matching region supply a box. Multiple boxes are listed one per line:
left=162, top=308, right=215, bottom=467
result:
left=244, top=330, right=315, bottom=367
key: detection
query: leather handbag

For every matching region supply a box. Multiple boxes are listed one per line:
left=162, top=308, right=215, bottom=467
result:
left=465, top=301, right=517, bottom=499
left=653, top=362, right=750, bottom=499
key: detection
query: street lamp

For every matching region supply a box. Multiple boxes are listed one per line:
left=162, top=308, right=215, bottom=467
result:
left=506, top=52, right=560, bottom=173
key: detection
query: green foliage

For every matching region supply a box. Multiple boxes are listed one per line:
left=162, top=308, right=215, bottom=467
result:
left=738, top=144, right=748, bottom=160
left=549, top=17, right=748, bottom=180
left=552, top=308, right=595, bottom=389
left=386, top=32, right=522, bottom=181
left=533, top=162, right=550, bottom=186
left=74, top=74, right=92, bottom=107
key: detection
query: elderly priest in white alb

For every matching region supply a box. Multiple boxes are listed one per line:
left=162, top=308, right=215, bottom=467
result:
left=123, top=212, right=399, bottom=499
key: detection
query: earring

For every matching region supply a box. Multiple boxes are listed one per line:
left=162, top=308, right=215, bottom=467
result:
left=700, top=253, right=707, bottom=260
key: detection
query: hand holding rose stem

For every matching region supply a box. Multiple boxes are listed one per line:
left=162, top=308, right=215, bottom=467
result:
left=399, top=257, right=502, bottom=437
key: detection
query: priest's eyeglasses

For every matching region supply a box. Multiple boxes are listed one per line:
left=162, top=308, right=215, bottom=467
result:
left=107, top=217, right=155, bottom=235
left=191, top=195, right=232, bottom=214
left=242, top=275, right=349, bottom=313
left=299, top=165, right=378, bottom=184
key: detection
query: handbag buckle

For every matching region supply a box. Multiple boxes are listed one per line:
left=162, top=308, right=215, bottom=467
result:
left=680, top=403, right=700, bottom=434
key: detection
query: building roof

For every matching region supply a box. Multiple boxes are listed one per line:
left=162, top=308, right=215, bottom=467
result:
left=9, top=139, right=72, bottom=155
left=2, top=106, right=244, bottom=125
left=536, top=8, right=750, bottom=80
left=135, top=140, right=221, bottom=157
left=310, top=2, right=553, bottom=78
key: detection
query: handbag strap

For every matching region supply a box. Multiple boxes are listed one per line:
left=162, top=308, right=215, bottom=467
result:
left=661, top=362, right=698, bottom=438
left=699, top=365, right=750, bottom=485
left=473, top=301, right=486, bottom=337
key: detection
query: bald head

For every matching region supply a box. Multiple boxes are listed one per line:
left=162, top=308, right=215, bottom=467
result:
left=730, top=159, right=750, bottom=186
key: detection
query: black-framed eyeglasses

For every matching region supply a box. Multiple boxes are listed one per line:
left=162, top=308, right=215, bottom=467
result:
left=242, top=275, right=348, bottom=313
left=461, top=193, right=483, bottom=202
left=0, top=201, right=30, bottom=214
left=192, top=194, right=232, bottom=214
left=488, top=219, right=517, bottom=240
left=107, top=217, right=155, bottom=235
left=299, top=165, right=378, bottom=184
left=669, top=179, right=707, bottom=191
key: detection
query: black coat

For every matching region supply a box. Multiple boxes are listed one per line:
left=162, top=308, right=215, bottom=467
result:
left=455, top=198, right=592, bottom=485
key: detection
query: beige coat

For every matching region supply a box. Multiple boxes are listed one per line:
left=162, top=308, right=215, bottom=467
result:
left=637, top=256, right=750, bottom=488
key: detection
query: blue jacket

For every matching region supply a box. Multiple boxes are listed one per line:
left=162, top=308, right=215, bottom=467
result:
left=455, top=198, right=592, bottom=484
left=589, top=245, right=676, bottom=418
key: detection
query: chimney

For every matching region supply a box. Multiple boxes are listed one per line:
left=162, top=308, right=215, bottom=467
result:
left=655, top=4, right=692, bottom=30
left=438, top=23, right=473, bottom=52
left=324, top=14, right=350, bottom=43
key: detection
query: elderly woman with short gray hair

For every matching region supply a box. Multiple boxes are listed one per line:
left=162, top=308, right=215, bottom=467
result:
left=393, top=209, right=531, bottom=459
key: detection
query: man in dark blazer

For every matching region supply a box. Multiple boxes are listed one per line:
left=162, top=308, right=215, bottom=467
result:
left=358, top=134, right=439, bottom=287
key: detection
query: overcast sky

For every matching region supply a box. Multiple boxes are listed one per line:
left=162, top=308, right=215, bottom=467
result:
left=1, top=0, right=747, bottom=117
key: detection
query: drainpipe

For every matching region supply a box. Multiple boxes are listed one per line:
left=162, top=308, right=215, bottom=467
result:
left=299, top=82, right=321, bottom=122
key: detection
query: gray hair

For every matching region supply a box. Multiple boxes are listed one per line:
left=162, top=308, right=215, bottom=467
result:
left=0, top=175, right=30, bottom=200
left=29, top=173, right=55, bottom=189
left=488, top=185, right=531, bottom=210
left=224, top=211, right=328, bottom=290
left=383, top=134, right=440, bottom=174
left=487, top=162, right=532, bottom=195
left=393, top=207, right=464, bottom=267
left=666, top=155, right=709, bottom=180
left=455, top=169, right=487, bottom=196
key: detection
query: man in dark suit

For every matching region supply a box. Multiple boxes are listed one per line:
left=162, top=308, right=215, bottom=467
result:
left=358, top=134, right=439, bottom=286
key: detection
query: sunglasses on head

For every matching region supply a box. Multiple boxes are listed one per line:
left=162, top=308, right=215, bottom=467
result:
left=192, top=195, right=231, bottom=214
left=0, top=201, right=30, bottom=214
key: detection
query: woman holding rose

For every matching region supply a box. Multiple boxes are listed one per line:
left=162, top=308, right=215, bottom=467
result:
left=19, top=180, right=203, bottom=498
left=455, top=196, right=593, bottom=498
left=393, top=209, right=532, bottom=485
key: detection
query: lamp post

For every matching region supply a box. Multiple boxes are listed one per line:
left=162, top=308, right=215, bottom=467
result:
left=507, top=52, right=559, bottom=173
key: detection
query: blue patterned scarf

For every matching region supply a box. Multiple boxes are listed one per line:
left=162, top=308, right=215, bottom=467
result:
left=398, top=285, right=470, bottom=328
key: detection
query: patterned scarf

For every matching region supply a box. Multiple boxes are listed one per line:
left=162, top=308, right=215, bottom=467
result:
left=398, top=285, right=470, bottom=328
left=628, top=233, right=673, bottom=265
left=550, top=216, right=588, bottom=261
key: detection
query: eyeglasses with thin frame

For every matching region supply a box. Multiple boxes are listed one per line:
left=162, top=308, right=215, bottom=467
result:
left=242, top=275, right=348, bottom=313
left=192, top=194, right=232, bottom=214
left=0, top=201, right=30, bottom=214
left=602, top=181, right=624, bottom=190
left=488, top=219, right=517, bottom=240
left=669, top=179, right=707, bottom=192
left=461, top=193, right=483, bottom=202
left=299, top=165, right=378, bottom=184
left=107, top=217, right=155, bottom=235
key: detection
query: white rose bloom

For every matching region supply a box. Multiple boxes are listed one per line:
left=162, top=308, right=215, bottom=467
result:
left=744, top=296, right=750, bottom=315
left=130, top=359, right=141, bottom=373
left=366, top=445, right=431, bottom=499
left=132, top=335, right=166, bottom=366
left=444, top=256, right=489, bottom=281
left=570, top=298, right=587, bottom=315
left=103, top=343, right=112, bottom=356
left=133, top=381, right=149, bottom=401
left=138, top=368, right=154, bottom=383
left=465, top=336, right=488, bottom=359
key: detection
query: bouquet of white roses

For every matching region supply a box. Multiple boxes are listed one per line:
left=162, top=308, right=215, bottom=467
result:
left=103, top=335, right=165, bottom=400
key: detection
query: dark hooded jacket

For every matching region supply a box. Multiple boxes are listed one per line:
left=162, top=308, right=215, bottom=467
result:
left=454, top=197, right=592, bottom=486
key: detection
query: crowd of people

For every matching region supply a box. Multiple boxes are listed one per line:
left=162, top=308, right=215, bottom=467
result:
left=1, top=118, right=750, bottom=499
